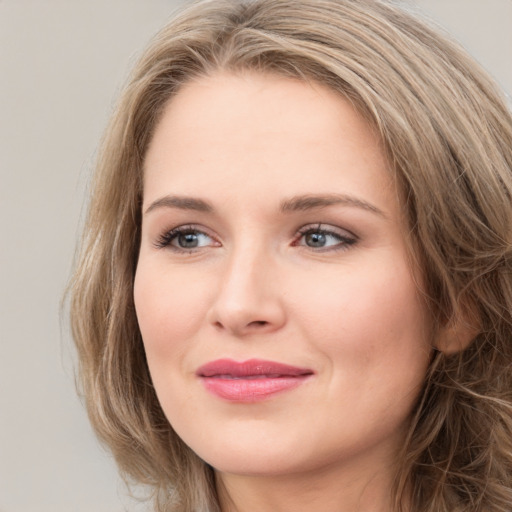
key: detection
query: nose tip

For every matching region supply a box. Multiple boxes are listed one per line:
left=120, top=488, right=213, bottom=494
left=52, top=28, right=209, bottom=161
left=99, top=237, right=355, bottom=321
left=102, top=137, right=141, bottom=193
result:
left=207, top=256, right=286, bottom=337
left=209, top=298, right=284, bottom=337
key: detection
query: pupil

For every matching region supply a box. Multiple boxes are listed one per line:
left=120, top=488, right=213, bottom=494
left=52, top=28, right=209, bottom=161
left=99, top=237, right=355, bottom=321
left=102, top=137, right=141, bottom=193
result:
left=306, top=232, right=326, bottom=247
left=179, top=233, right=198, bottom=248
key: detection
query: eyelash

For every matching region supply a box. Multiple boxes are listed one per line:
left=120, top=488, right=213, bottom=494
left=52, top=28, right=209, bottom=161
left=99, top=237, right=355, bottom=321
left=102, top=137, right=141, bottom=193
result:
left=293, top=224, right=357, bottom=252
left=154, top=224, right=358, bottom=253
left=154, top=224, right=215, bottom=251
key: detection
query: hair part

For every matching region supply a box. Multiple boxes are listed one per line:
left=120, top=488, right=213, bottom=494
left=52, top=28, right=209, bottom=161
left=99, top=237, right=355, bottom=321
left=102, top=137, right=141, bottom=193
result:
left=70, top=1, right=512, bottom=510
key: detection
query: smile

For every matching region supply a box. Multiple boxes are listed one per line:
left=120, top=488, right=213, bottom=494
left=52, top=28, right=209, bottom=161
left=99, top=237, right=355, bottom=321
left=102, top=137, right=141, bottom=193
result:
left=196, top=359, right=314, bottom=402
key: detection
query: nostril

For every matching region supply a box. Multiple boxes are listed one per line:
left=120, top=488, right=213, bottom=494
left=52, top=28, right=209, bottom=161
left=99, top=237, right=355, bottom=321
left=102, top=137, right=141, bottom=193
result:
left=212, top=319, right=268, bottom=333
left=249, top=320, right=268, bottom=328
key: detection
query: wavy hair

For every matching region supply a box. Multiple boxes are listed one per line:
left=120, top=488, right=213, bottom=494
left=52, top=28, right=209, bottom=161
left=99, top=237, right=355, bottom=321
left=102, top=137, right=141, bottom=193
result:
left=69, top=1, right=512, bottom=510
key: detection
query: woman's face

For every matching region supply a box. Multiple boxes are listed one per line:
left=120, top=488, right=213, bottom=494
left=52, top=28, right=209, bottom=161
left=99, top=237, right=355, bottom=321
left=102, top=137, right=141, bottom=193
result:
left=134, top=72, right=432, bottom=478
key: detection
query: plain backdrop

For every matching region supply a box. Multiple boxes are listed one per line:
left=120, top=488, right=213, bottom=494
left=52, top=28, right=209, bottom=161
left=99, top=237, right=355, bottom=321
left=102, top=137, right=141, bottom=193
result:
left=0, top=1, right=510, bottom=511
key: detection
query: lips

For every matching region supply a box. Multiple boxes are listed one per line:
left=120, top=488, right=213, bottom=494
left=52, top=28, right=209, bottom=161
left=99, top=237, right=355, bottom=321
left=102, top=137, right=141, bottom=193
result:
left=196, top=358, right=314, bottom=402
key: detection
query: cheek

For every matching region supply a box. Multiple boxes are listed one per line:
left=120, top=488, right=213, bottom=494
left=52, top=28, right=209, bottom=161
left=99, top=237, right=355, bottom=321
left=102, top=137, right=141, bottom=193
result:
left=133, top=261, right=210, bottom=417
left=133, top=261, right=210, bottom=357
left=291, top=257, right=431, bottom=373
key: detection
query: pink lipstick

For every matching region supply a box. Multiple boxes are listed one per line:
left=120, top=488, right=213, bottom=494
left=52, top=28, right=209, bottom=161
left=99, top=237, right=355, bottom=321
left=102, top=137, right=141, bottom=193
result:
left=196, top=359, right=314, bottom=402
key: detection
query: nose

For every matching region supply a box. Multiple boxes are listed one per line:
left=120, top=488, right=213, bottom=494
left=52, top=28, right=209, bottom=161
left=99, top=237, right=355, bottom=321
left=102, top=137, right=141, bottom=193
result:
left=206, top=245, right=286, bottom=337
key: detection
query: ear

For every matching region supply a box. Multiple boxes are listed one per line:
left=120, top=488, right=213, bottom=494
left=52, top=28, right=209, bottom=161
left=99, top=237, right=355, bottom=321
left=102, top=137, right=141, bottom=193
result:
left=434, top=305, right=480, bottom=354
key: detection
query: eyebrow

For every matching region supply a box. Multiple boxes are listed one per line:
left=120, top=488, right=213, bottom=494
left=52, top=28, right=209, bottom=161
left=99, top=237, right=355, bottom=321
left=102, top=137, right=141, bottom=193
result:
left=145, top=195, right=213, bottom=215
left=280, top=193, right=385, bottom=217
left=144, top=193, right=385, bottom=217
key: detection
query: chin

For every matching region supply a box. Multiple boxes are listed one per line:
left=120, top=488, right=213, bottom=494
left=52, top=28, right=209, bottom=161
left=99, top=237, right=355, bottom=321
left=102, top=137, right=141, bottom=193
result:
left=179, top=421, right=311, bottom=476
left=205, top=449, right=307, bottom=477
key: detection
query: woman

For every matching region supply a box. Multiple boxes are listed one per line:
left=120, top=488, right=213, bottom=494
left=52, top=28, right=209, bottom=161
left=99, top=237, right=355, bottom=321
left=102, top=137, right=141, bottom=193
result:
left=69, top=0, right=512, bottom=511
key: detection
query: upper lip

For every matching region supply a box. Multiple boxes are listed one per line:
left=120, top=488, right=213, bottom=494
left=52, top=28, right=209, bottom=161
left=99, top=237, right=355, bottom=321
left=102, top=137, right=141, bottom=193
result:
left=196, top=358, right=314, bottom=378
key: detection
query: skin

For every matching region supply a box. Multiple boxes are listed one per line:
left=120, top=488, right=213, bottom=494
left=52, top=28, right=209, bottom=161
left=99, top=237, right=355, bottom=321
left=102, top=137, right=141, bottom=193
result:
left=134, top=71, right=435, bottom=512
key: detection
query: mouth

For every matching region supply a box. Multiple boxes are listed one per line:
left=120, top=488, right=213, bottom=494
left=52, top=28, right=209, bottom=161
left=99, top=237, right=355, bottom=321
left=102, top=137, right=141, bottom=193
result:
left=196, top=359, right=314, bottom=402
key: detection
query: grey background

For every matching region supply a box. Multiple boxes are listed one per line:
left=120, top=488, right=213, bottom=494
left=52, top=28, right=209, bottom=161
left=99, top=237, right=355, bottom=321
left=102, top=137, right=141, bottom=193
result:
left=1, top=1, right=510, bottom=511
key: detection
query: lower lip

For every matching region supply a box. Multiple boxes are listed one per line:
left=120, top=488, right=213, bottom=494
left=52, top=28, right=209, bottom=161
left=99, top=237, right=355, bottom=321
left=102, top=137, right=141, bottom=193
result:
left=201, top=376, right=310, bottom=402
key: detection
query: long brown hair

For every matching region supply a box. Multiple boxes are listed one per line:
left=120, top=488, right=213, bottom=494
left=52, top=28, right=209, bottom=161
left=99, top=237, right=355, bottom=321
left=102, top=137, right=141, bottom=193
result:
left=69, top=1, right=512, bottom=510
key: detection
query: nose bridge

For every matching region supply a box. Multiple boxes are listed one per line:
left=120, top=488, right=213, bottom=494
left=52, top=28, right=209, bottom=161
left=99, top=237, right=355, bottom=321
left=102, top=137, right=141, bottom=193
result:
left=220, top=239, right=271, bottom=311
left=208, top=237, right=285, bottom=335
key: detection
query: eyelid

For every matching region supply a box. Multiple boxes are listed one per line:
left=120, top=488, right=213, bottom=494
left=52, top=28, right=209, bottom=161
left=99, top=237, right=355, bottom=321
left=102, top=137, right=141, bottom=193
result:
left=292, top=223, right=358, bottom=251
left=295, top=223, right=357, bottom=239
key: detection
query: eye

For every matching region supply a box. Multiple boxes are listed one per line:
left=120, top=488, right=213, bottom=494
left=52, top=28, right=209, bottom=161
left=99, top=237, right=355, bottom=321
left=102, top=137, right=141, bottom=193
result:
left=294, top=225, right=357, bottom=251
left=173, top=231, right=210, bottom=249
left=155, top=225, right=219, bottom=251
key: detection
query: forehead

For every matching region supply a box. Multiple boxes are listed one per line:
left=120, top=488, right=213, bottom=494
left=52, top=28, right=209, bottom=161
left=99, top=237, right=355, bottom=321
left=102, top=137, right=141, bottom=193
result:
left=143, top=71, right=395, bottom=217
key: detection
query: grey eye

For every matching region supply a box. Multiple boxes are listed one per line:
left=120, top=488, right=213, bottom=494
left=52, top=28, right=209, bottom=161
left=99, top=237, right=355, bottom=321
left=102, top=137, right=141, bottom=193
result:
left=171, top=231, right=213, bottom=249
left=305, top=232, right=328, bottom=247
left=302, top=230, right=344, bottom=248
left=177, top=232, right=200, bottom=248
left=296, top=225, right=357, bottom=252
